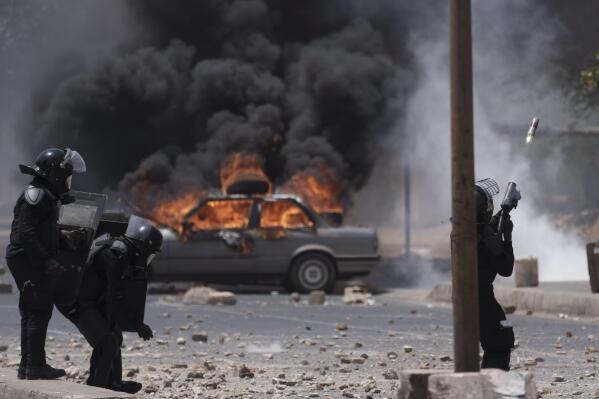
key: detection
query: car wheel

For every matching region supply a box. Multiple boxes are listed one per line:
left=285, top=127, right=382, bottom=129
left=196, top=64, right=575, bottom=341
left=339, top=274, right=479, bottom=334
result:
left=289, top=253, right=336, bottom=293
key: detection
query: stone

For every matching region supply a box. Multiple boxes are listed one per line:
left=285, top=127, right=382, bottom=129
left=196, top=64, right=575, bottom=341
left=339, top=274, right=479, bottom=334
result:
left=187, top=369, right=204, bottom=379
left=207, top=291, right=237, bottom=305
left=183, top=286, right=237, bottom=305
left=308, top=290, right=326, bottom=305
left=383, top=369, right=399, bottom=380
left=403, top=345, right=413, bottom=354
left=125, top=368, right=139, bottom=377
left=291, top=292, right=301, bottom=303
left=144, top=383, right=159, bottom=393
left=0, top=345, right=7, bottom=352
left=238, top=364, right=254, bottom=378
left=65, top=366, right=80, bottom=379
left=342, top=286, right=373, bottom=305
left=552, top=375, right=565, bottom=382
left=192, top=332, right=208, bottom=343
left=387, top=352, right=399, bottom=360
left=336, top=322, right=348, bottom=331
left=176, top=337, right=186, bottom=345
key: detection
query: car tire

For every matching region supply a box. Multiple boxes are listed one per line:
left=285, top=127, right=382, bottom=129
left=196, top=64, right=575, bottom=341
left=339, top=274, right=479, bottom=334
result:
left=289, top=253, right=336, bottom=293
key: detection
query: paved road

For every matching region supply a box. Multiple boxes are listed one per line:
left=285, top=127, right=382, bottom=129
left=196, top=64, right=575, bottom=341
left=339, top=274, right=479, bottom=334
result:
left=0, top=289, right=598, bottom=398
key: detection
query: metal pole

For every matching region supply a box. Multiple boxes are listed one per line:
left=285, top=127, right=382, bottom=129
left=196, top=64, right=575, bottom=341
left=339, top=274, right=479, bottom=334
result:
left=450, top=0, right=480, bottom=372
left=404, top=162, right=411, bottom=259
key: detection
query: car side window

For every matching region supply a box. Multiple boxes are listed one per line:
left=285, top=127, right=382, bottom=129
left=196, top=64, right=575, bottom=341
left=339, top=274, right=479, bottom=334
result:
left=187, top=199, right=253, bottom=231
left=260, top=200, right=314, bottom=229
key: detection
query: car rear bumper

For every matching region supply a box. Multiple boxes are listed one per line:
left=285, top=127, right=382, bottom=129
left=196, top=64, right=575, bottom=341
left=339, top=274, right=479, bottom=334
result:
left=336, top=255, right=380, bottom=277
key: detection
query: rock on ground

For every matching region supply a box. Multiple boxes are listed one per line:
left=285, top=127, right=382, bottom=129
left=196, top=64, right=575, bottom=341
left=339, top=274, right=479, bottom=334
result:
left=183, top=286, right=237, bottom=305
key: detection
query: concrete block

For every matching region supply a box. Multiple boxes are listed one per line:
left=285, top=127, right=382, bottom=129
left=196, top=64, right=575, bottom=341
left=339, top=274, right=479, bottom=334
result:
left=428, top=372, right=484, bottom=399
left=428, top=282, right=599, bottom=317
left=396, top=369, right=450, bottom=399
left=514, top=257, right=538, bottom=287
left=308, top=290, right=326, bottom=305
left=427, top=370, right=535, bottom=399
left=0, top=368, right=134, bottom=398
left=481, top=369, right=536, bottom=398
left=0, top=283, right=11, bottom=294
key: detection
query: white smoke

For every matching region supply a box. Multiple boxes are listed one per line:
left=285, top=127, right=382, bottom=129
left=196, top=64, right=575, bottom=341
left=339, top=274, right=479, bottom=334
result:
left=398, top=0, right=587, bottom=281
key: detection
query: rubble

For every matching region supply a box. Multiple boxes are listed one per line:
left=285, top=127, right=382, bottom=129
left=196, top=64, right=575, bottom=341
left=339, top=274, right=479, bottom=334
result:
left=342, top=286, right=374, bottom=305
left=183, top=286, right=237, bottom=305
left=383, top=369, right=399, bottom=380
left=192, top=332, right=209, bottom=343
left=238, top=365, right=255, bottom=379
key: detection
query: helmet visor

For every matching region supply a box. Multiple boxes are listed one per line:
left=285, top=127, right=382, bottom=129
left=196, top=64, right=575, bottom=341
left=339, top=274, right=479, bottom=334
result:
left=126, top=215, right=154, bottom=242
left=125, top=215, right=163, bottom=252
left=62, top=149, right=87, bottom=173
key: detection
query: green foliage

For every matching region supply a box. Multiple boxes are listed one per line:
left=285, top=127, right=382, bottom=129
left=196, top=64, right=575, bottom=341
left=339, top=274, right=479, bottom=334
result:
left=581, top=52, right=599, bottom=90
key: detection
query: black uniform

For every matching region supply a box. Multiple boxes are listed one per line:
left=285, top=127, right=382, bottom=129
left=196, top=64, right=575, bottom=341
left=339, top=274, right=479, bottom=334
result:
left=5, top=178, right=61, bottom=375
left=75, top=237, right=150, bottom=394
left=478, top=223, right=515, bottom=370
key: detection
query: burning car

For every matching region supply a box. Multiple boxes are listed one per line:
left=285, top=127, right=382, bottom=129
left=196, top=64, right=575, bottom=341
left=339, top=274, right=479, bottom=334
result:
left=149, top=194, right=379, bottom=292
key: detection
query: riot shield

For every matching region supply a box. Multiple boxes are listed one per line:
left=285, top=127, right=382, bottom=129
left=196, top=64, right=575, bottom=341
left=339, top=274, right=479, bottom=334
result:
left=114, top=271, right=148, bottom=332
left=54, top=191, right=107, bottom=313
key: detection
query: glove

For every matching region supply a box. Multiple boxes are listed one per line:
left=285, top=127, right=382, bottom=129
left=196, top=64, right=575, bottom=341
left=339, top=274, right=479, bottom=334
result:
left=44, top=258, right=66, bottom=276
left=503, top=214, right=514, bottom=241
left=137, top=323, right=153, bottom=341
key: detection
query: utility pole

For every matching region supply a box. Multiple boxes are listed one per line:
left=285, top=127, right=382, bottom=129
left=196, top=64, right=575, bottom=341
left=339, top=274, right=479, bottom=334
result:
left=404, top=162, right=411, bottom=259
left=450, top=0, right=480, bottom=372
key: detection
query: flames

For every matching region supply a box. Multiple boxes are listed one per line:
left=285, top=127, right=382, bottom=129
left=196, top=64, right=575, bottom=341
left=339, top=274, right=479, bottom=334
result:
left=186, top=199, right=254, bottom=231
left=261, top=199, right=315, bottom=229
left=280, top=163, right=344, bottom=214
left=150, top=190, right=204, bottom=234
left=220, top=153, right=271, bottom=195
left=128, top=152, right=344, bottom=235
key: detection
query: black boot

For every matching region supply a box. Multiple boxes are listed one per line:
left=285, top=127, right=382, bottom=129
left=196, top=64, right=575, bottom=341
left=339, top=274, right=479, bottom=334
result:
left=26, top=364, right=67, bottom=380
left=110, top=380, right=142, bottom=394
left=17, top=366, right=26, bottom=380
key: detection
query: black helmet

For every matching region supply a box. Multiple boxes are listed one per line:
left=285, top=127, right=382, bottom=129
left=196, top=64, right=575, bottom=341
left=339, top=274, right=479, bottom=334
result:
left=474, top=178, right=499, bottom=224
left=19, top=148, right=86, bottom=195
left=124, top=215, right=163, bottom=267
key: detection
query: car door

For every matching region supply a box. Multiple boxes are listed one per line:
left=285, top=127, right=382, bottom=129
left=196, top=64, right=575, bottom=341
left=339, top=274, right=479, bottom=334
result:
left=249, top=199, right=318, bottom=274
left=165, top=198, right=255, bottom=277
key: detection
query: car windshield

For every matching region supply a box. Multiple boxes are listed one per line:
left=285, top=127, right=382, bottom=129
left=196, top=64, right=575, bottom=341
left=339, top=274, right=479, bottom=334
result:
left=260, top=200, right=314, bottom=229
left=187, top=199, right=253, bottom=231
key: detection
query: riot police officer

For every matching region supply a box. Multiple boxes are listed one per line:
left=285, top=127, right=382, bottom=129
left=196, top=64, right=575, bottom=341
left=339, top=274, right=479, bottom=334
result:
left=475, top=179, right=515, bottom=371
left=5, top=148, right=86, bottom=379
left=75, top=215, right=162, bottom=393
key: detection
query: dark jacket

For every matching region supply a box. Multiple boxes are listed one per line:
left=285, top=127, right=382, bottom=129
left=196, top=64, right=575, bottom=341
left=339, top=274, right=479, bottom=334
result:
left=6, top=178, right=60, bottom=269
left=78, top=238, right=146, bottom=332
left=477, top=224, right=514, bottom=326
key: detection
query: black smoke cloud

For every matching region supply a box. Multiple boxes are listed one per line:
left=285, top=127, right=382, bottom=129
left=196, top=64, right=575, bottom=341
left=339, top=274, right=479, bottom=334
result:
left=19, top=0, right=413, bottom=208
